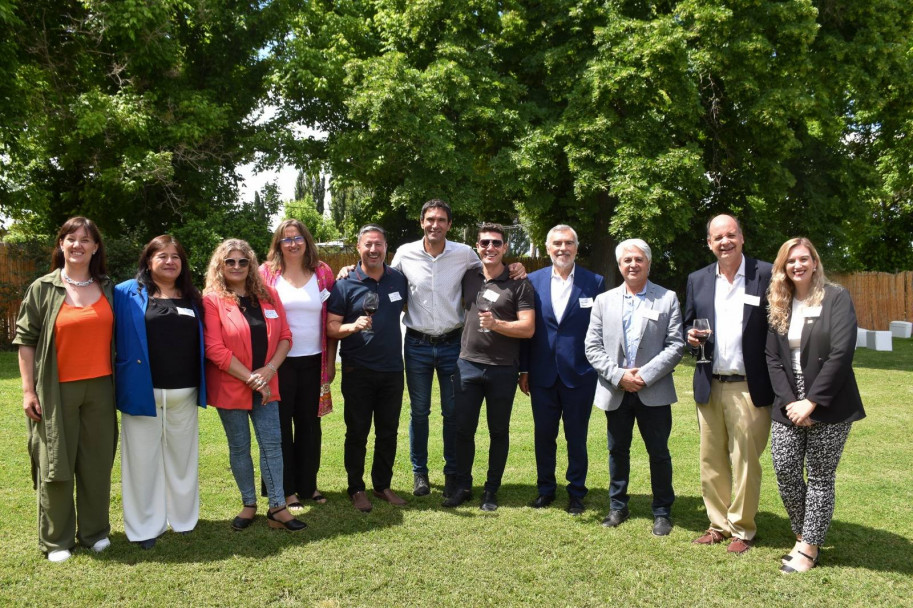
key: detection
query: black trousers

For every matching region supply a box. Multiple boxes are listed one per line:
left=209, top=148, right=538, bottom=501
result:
left=341, top=367, right=404, bottom=495
left=278, top=354, right=322, bottom=499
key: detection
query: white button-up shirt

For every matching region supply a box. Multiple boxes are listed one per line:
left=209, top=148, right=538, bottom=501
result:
left=713, top=255, right=746, bottom=375
left=550, top=264, right=575, bottom=323
left=391, top=239, right=481, bottom=336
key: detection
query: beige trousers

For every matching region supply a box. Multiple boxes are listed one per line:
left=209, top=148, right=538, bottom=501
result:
left=697, top=380, right=771, bottom=541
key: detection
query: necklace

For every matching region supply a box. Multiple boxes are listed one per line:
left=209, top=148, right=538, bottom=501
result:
left=62, top=271, right=94, bottom=287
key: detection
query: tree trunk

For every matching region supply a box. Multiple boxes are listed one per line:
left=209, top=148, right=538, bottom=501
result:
left=589, top=191, right=618, bottom=288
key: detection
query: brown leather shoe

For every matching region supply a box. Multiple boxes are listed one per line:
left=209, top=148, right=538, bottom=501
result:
left=727, top=537, right=754, bottom=554
left=373, top=488, right=407, bottom=506
left=692, top=529, right=728, bottom=545
left=350, top=490, right=373, bottom=512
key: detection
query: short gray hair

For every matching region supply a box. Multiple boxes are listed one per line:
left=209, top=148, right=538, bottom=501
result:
left=615, top=239, right=652, bottom=263
left=545, top=224, right=579, bottom=245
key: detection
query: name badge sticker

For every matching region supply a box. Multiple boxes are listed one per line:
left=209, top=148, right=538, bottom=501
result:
left=320, top=288, right=331, bottom=303
left=388, top=291, right=402, bottom=302
left=483, top=289, right=500, bottom=303
left=642, top=309, right=660, bottom=321
left=264, top=309, right=279, bottom=319
left=803, top=306, right=822, bottom=318
left=743, top=294, right=761, bottom=307
left=579, top=297, right=594, bottom=309
left=176, top=307, right=196, bottom=317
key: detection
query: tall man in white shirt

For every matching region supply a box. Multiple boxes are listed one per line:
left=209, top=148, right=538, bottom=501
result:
left=683, top=214, right=774, bottom=554
left=391, top=200, right=524, bottom=498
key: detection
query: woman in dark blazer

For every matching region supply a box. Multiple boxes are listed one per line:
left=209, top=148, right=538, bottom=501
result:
left=114, top=235, right=206, bottom=549
left=766, top=237, right=865, bottom=574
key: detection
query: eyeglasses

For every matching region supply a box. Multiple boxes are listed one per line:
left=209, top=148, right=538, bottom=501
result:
left=224, top=258, right=250, bottom=268
left=280, top=236, right=305, bottom=246
left=478, top=239, right=503, bottom=248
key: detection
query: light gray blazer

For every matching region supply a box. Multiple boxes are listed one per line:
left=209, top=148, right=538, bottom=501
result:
left=584, top=280, right=684, bottom=412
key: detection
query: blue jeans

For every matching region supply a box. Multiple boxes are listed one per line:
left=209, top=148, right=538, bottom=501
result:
left=453, top=358, right=519, bottom=493
left=218, top=401, right=285, bottom=509
left=405, top=334, right=460, bottom=476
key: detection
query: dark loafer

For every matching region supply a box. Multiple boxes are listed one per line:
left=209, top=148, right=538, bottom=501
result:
left=442, top=488, right=471, bottom=508
left=652, top=516, right=673, bottom=537
left=601, top=508, right=629, bottom=528
left=480, top=491, right=498, bottom=512
left=529, top=494, right=555, bottom=509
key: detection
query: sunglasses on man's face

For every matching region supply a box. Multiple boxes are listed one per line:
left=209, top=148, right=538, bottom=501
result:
left=478, top=239, right=503, bottom=248
left=224, top=258, right=250, bottom=268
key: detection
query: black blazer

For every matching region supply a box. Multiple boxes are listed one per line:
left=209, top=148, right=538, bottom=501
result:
left=684, top=256, right=774, bottom=407
left=765, top=284, right=865, bottom=426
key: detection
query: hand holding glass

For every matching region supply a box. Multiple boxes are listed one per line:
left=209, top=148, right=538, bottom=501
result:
left=476, top=291, right=493, bottom=333
left=362, top=291, right=379, bottom=336
left=693, top=318, right=712, bottom=364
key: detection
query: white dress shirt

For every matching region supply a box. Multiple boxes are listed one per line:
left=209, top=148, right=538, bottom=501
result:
left=391, top=239, right=481, bottom=336
left=550, top=264, right=575, bottom=323
left=713, top=255, right=747, bottom=375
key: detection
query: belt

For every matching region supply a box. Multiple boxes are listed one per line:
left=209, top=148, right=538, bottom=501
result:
left=712, top=374, right=746, bottom=383
left=406, top=327, right=463, bottom=344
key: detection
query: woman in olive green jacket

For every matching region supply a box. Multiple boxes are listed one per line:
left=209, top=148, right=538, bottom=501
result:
left=14, top=217, right=117, bottom=563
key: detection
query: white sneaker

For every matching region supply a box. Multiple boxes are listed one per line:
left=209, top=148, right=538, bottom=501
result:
left=47, top=549, right=72, bottom=563
left=90, top=538, right=111, bottom=553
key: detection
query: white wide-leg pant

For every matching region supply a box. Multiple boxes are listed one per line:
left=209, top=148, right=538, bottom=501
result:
left=121, top=387, right=200, bottom=542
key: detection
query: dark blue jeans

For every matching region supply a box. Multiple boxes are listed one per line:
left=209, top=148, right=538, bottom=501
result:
left=453, top=358, right=519, bottom=494
left=404, top=334, right=460, bottom=476
left=606, top=393, right=674, bottom=517
left=530, top=378, right=596, bottom=498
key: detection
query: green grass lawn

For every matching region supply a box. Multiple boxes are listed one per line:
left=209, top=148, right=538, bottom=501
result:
left=1, top=341, right=911, bottom=607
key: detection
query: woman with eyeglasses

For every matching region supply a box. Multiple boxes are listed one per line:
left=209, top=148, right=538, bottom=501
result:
left=114, top=235, right=206, bottom=549
left=203, top=239, right=305, bottom=531
left=259, top=220, right=337, bottom=509
left=14, top=217, right=117, bottom=562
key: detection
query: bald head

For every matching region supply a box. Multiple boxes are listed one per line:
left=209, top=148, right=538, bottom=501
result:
left=707, top=215, right=744, bottom=266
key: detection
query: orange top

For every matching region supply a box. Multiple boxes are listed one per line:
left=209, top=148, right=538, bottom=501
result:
left=55, top=296, right=114, bottom=382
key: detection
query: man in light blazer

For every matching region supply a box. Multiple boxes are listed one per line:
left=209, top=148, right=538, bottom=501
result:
left=585, top=238, right=684, bottom=536
left=519, top=225, right=605, bottom=515
left=683, top=214, right=773, bottom=554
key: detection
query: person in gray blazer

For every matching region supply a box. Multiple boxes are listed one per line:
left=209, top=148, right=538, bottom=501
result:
left=585, top=238, right=685, bottom=536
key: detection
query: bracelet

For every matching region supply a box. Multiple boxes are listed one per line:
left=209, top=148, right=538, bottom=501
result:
left=266, top=362, right=278, bottom=373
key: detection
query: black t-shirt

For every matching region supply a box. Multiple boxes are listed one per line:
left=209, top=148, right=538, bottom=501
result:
left=239, top=296, right=268, bottom=371
left=145, top=297, right=200, bottom=389
left=460, top=266, right=535, bottom=366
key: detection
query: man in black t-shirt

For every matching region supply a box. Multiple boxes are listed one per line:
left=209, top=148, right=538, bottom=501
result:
left=442, top=223, right=535, bottom=511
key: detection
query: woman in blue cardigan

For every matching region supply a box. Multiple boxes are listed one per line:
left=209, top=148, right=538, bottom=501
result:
left=114, top=235, right=207, bottom=549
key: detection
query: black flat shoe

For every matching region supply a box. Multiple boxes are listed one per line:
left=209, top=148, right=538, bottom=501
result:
left=779, top=550, right=818, bottom=573
left=267, top=507, right=307, bottom=531
left=529, top=494, right=555, bottom=509
left=231, top=504, right=257, bottom=531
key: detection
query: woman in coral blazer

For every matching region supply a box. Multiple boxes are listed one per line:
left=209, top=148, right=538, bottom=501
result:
left=203, top=238, right=304, bottom=532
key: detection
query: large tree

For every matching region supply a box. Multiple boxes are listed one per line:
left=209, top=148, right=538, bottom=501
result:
left=0, top=0, right=286, bottom=240
left=275, top=0, right=913, bottom=284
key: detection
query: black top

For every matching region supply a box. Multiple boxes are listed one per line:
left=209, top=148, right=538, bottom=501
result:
left=146, top=297, right=201, bottom=389
left=239, top=296, right=268, bottom=371
left=460, top=266, right=535, bottom=366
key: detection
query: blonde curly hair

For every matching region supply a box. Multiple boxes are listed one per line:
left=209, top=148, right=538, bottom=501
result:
left=203, top=238, right=273, bottom=306
left=767, top=237, right=830, bottom=334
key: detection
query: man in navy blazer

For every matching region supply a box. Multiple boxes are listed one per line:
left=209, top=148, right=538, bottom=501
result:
left=520, top=225, right=605, bottom=515
left=683, top=214, right=774, bottom=554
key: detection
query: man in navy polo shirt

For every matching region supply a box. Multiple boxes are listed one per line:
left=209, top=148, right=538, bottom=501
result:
left=327, top=224, right=409, bottom=513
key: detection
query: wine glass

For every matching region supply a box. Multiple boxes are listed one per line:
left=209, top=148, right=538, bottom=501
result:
left=362, top=291, right=380, bottom=336
left=693, top=318, right=712, bottom=364
left=476, top=291, right=493, bottom=333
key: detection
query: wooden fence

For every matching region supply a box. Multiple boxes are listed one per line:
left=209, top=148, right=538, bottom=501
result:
left=830, top=271, right=913, bottom=331
left=0, top=245, right=909, bottom=345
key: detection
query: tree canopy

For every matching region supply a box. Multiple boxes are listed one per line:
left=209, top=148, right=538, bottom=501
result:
left=1, top=0, right=911, bottom=287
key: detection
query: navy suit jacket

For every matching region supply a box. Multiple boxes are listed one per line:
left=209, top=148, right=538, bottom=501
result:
left=683, top=256, right=774, bottom=407
left=520, top=264, right=605, bottom=389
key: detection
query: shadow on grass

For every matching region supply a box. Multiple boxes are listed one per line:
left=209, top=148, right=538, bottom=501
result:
left=852, top=338, right=913, bottom=371
left=99, top=490, right=407, bottom=565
